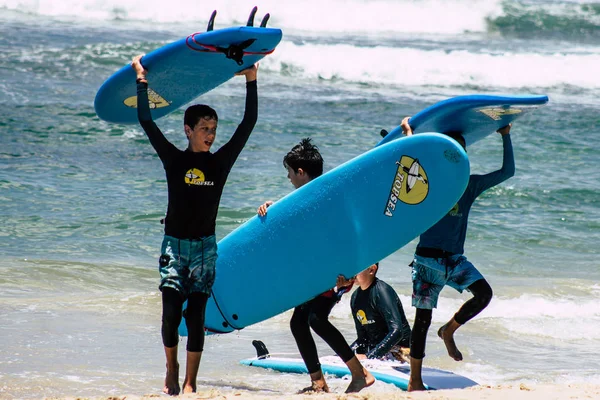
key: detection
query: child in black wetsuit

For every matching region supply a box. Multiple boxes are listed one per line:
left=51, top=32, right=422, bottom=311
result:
left=131, top=55, right=258, bottom=396
left=257, top=138, right=375, bottom=394
left=351, top=263, right=412, bottom=362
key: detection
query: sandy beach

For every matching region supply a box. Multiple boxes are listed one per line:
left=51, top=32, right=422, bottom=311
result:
left=48, top=383, right=600, bottom=400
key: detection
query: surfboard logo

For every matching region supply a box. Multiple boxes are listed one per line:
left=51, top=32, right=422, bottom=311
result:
left=123, top=88, right=172, bottom=109
left=384, top=156, right=429, bottom=217
left=477, top=107, right=522, bottom=121
left=184, top=168, right=214, bottom=186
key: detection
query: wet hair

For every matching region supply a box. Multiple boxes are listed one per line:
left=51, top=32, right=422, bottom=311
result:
left=184, top=104, right=218, bottom=129
left=445, top=130, right=466, bottom=150
left=283, top=138, right=324, bottom=179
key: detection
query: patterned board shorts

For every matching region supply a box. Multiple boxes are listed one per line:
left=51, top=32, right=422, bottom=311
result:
left=158, top=235, right=217, bottom=297
left=411, top=254, right=484, bottom=309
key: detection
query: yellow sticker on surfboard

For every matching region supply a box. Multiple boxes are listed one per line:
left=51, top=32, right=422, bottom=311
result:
left=123, top=88, right=171, bottom=109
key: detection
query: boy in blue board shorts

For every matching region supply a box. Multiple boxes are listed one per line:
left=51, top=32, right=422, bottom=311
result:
left=257, top=138, right=375, bottom=394
left=131, top=55, right=258, bottom=396
left=399, top=118, right=515, bottom=391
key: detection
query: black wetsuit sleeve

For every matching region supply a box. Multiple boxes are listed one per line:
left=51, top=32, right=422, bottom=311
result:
left=470, top=134, right=515, bottom=198
left=215, top=80, right=258, bottom=170
left=350, top=292, right=368, bottom=354
left=136, top=82, right=178, bottom=165
left=367, top=283, right=412, bottom=359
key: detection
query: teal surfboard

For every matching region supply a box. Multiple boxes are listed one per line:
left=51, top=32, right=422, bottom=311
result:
left=241, top=356, right=478, bottom=391
left=94, top=8, right=282, bottom=124
left=378, top=94, right=549, bottom=147
left=186, top=133, right=470, bottom=334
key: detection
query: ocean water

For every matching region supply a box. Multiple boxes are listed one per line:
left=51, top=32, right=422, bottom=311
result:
left=1, top=0, right=599, bottom=398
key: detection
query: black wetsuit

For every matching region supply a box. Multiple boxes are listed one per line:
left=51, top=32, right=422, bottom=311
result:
left=351, top=278, right=411, bottom=359
left=137, top=80, right=258, bottom=239
left=137, top=80, right=257, bottom=351
left=290, top=289, right=355, bottom=374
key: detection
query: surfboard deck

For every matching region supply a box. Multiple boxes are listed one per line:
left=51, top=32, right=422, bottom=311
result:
left=189, top=132, right=470, bottom=334
left=94, top=13, right=282, bottom=124
left=377, top=94, right=549, bottom=147
left=240, top=355, right=478, bottom=391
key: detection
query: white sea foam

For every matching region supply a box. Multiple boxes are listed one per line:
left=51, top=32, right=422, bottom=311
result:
left=262, top=40, right=600, bottom=90
left=1, top=0, right=503, bottom=34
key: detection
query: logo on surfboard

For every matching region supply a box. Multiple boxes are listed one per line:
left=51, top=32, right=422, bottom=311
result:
left=123, top=88, right=172, bottom=109
left=477, top=107, right=523, bottom=121
left=384, top=155, right=429, bottom=217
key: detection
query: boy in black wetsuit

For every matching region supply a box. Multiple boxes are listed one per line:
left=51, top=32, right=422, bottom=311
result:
left=351, top=263, right=412, bottom=363
left=257, top=138, right=374, bottom=394
left=131, top=55, right=258, bottom=396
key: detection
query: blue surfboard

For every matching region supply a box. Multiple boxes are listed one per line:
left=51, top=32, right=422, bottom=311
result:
left=241, top=356, right=478, bottom=391
left=94, top=10, right=282, bottom=124
left=377, top=94, right=549, bottom=147
left=188, top=133, right=470, bottom=334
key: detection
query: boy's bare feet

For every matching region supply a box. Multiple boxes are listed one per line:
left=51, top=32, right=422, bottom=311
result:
left=438, top=323, right=463, bottom=361
left=345, top=369, right=375, bottom=393
left=297, top=381, right=329, bottom=394
left=163, top=363, right=180, bottom=395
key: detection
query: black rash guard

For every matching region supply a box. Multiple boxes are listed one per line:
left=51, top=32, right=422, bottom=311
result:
left=350, top=278, right=411, bottom=359
left=136, top=80, right=257, bottom=239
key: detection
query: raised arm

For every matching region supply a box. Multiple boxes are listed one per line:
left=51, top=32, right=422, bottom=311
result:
left=216, top=64, right=259, bottom=168
left=470, top=124, right=515, bottom=197
left=131, top=55, right=177, bottom=163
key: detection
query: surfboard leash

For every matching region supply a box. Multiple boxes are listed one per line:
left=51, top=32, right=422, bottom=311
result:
left=185, top=35, right=275, bottom=65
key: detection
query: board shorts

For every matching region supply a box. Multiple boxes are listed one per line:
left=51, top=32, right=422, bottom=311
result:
left=411, top=253, right=484, bottom=309
left=158, top=235, right=217, bottom=297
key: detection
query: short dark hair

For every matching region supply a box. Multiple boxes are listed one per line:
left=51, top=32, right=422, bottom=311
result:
left=444, top=131, right=466, bottom=150
left=184, top=104, right=218, bottom=129
left=283, top=138, right=324, bottom=179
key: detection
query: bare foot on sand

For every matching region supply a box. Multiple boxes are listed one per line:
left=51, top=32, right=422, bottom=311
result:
left=408, top=378, right=427, bottom=392
left=163, top=363, right=180, bottom=395
left=297, top=381, right=330, bottom=394
left=182, top=380, right=196, bottom=394
left=345, top=370, right=376, bottom=393
left=438, top=324, right=463, bottom=361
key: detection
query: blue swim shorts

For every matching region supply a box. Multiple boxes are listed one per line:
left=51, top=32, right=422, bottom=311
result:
left=158, top=235, right=218, bottom=297
left=411, top=254, right=484, bottom=309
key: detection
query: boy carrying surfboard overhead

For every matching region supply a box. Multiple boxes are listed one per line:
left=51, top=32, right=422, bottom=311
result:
left=257, top=138, right=375, bottom=394
left=131, top=54, right=259, bottom=396
left=400, top=117, right=515, bottom=391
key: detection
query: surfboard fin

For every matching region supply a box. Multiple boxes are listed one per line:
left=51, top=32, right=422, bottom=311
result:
left=247, top=6, right=258, bottom=26
left=252, top=340, right=270, bottom=359
left=380, top=129, right=389, bottom=138
left=260, top=13, right=270, bottom=28
left=207, top=10, right=217, bottom=31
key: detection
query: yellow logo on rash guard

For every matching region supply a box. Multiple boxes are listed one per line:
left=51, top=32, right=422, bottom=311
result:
left=185, top=168, right=205, bottom=185
left=449, top=203, right=459, bottom=216
left=357, top=310, right=368, bottom=325
left=123, top=88, right=171, bottom=109
left=356, top=309, right=375, bottom=325
left=384, top=155, right=429, bottom=217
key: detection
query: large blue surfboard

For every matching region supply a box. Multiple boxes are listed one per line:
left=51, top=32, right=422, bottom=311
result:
left=377, top=94, right=549, bottom=147
left=94, top=11, right=282, bottom=124
left=193, top=133, right=469, bottom=334
left=241, top=356, right=478, bottom=391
